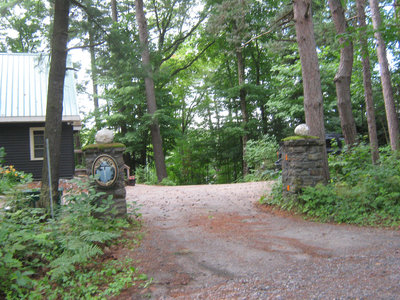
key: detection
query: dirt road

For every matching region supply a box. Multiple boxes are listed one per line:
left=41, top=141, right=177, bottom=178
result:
left=123, top=182, right=400, bottom=299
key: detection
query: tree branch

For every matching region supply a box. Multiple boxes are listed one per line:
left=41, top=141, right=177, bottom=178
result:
left=160, top=14, right=207, bottom=65
left=242, top=9, right=294, bottom=48
left=66, top=41, right=105, bottom=51
left=169, top=41, right=215, bottom=78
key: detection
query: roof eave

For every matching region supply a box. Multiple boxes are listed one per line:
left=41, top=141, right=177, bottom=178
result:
left=0, top=116, right=81, bottom=123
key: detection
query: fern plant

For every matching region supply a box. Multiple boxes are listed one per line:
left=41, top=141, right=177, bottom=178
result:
left=0, top=176, right=136, bottom=298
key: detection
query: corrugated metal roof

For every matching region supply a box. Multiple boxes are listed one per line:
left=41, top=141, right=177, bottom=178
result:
left=0, top=53, right=80, bottom=122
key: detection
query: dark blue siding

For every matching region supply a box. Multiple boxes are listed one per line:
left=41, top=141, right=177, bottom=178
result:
left=0, top=123, right=75, bottom=179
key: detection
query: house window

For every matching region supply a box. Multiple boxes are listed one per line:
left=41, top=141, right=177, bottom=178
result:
left=29, top=127, right=45, bottom=160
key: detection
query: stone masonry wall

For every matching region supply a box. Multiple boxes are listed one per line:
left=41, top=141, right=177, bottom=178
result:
left=83, top=145, right=127, bottom=218
left=282, top=138, right=326, bottom=196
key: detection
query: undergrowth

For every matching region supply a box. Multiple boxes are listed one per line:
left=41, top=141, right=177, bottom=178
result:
left=0, top=177, right=149, bottom=299
left=262, top=144, right=400, bottom=227
left=243, top=134, right=280, bottom=182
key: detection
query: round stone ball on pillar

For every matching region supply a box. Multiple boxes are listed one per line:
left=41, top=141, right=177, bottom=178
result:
left=83, top=130, right=127, bottom=218
left=95, top=128, right=115, bottom=144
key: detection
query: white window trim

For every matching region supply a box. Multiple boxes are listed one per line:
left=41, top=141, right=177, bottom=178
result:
left=29, top=127, right=45, bottom=161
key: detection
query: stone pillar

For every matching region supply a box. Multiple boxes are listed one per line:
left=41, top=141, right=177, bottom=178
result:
left=83, top=129, right=127, bottom=218
left=281, top=137, right=326, bottom=197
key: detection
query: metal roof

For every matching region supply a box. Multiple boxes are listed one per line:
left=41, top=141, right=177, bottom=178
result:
left=0, top=53, right=80, bottom=123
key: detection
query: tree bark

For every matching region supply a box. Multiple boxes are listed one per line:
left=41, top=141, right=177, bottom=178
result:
left=111, top=0, right=118, bottom=22
left=328, top=0, right=357, bottom=146
left=89, top=29, right=100, bottom=129
left=369, top=0, right=399, bottom=151
left=293, top=0, right=329, bottom=182
left=236, top=48, right=249, bottom=176
left=135, top=0, right=167, bottom=182
left=356, top=0, right=379, bottom=163
left=39, top=0, right=70, bottom=209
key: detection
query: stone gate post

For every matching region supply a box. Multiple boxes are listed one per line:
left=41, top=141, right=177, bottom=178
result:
left=83, top=129, right=127, bottom=218
left=281, top=125, right=327, bottom=197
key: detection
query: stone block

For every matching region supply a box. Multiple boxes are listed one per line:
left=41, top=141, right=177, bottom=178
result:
left=308, top=153, right=322, bottom=161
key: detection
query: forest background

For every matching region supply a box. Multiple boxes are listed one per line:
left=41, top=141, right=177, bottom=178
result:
left=1, top=0, right=399, bottom=186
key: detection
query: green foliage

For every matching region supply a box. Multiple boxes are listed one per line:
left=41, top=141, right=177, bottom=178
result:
left=135, top=164, right=158, bottom=185
left=261, top=179, right=299, bottom=212
left=160, top=178, right=177, bottom=186
left=264, top=144, right=400, bottom=227
left=0, top=177, right=145, bottom=298
left=0, top=0, right=49, bottom=52
left=0, top=147, right=5, bottom=164
left=243, top=134, right=279, bottom=181
left=0, top=150, right=33, bottom=194
left=167, top=130, right=215, bottom=185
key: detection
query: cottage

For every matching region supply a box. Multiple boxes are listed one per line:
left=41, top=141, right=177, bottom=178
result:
left=0, top=53, right=81, bottom=179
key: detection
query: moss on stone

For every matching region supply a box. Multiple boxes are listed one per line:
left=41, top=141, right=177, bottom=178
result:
left=83, top=143, right=126, bottom=151
left=282, top=135, right=319, bottom=141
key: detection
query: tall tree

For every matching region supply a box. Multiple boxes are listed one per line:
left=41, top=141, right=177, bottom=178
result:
left=356, top=0, right=379, bottom=163
left=369, top=0, right=399, bottom=151
left=208, top=0, right=251, bottom=176
left=328, top=0, right=357, bottom=146
left=293, top=0, right=329, bottom=182
left=236, top=0, right=249, bottom=175
left=39, top=0, right=70, bottom=209
left=111, top=0, right=118, bottom=22
left=135, top=0, right=168, bottom=182
left=89, top=28, right=100, bottom=128
left=0, top=0, right=49, bottom=52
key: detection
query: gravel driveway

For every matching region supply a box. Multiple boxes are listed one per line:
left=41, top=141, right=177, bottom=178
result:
left=123, top=182, right=400, bottom=299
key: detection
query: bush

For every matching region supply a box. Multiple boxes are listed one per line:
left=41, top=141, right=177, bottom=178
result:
left=0, top=162, right=33, bottom=195
left=265, top=144, right=400, bottom=227
left=135, top=164, right=158, bottom=185
left=0, top=177, right=146, bottom=299
left=243, top=134, right=280, bottom=181
left=0, top=147, right=5, bottom=164
left=160, top=177, right=177, bottom=186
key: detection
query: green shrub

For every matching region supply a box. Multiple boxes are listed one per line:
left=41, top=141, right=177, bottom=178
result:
left=265, top=144, right=400, bottom=227
left=0, top=147, right=5, bottom=164
left=0, top=165, right=32, bottom=194
left=0, top=177, right=146, bottom=299
left=244, top=134, right=280, bottom=181
left=135, top=164, right=158, bottom=185
left=160, top=177, right=177, bottom=186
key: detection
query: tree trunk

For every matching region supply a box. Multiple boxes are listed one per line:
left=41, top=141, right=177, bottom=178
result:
left=236, top=48, right=249, bottom=176
left=39, top=0, right=70, bottom=210
left=328, top=0, right=357, bottom=146
left=356, top=0, right=379, bottom=163
left=251, top=40, right=268, bottom=134
left=89, top=29, right=100, bottom=129
left=293, top=0, right=329, bottom=182
left=135, top=0, right=167, bottom=182
left=111, top=0, right=118, bottom=22
left=369, top=0, right=399, bottom=151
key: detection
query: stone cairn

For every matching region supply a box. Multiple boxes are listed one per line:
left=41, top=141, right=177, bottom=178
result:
left=281, top=124, right=326, bottom=198
left=83, top=129, right=127, bottom=218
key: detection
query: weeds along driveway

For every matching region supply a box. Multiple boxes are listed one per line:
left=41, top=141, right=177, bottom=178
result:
left=123, top=182, right=400, bottom=299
